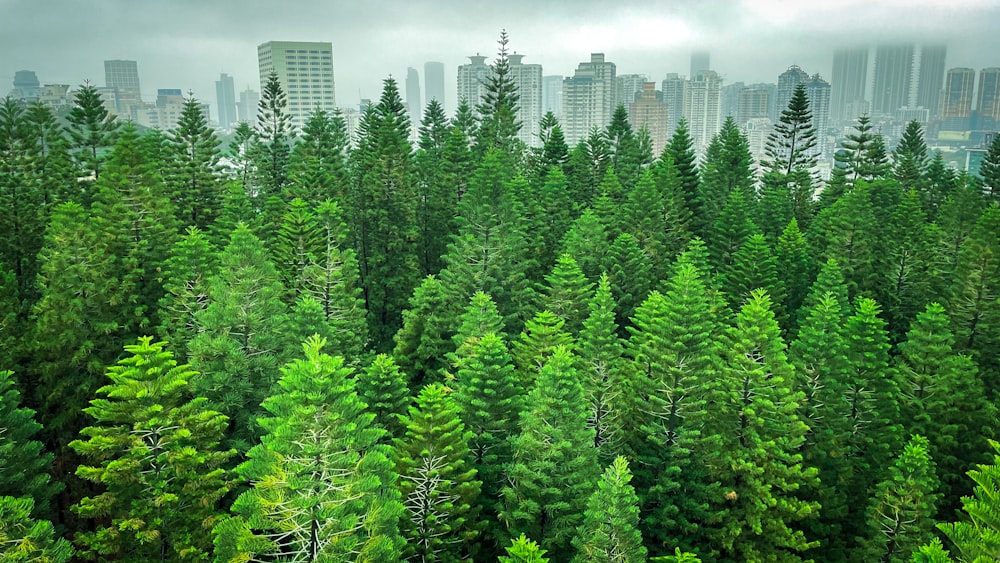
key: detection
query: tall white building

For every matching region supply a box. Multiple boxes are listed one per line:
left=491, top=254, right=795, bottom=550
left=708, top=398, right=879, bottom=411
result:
left=683, top=70, right=723, bottom=152
left=543, top=75, right=563, bottom=118
left=615, top=74, right=648, bottom=114
left=562, top=53, right=616, bottom=145
left=661, top=73, right=686, bottom=136
left=257, top=41, right=336, bottom=131
left=457, top=54, right=490, bottom=109
left=805, top=74, right=832, bottom=160
left=508, top=53, right=543, bottom=147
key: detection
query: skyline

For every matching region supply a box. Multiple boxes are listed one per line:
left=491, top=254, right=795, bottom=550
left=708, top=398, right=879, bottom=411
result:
left=4, top=0, right=1000, bottom=116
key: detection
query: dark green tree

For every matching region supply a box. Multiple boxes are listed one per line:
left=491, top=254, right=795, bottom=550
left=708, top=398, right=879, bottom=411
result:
left=980, top=129, right=1000, bottom=203
left=695, top=116, right=755, bottom=237
left=603, top=233, right=653, bottom=329
left=253, top=71, right=294, bottom=209
left=166, top=95, right=224, bottom=229
left=65, top=81, right=120, bottom=181
left=393, top=275, right=453, bottom=387
left=0, top=371, right=60, bottom=519
left=665, top=119, right=700, bottom=219
left=414, top=99, right=459, bottom=275
left=764, top=83, right=818, bottom=176
left=893, top=120, right=929, bottom=189
left=559, top=209, right=610, bottom=282
left=287, top=106, right=349, bottom=203
left=476, top=30, right=523, bottom=156
left=924, top=440, right=1000, bottom=560
left=577, top=275, right=625, bottom=463
left=542, top=254, right=595, bottom=336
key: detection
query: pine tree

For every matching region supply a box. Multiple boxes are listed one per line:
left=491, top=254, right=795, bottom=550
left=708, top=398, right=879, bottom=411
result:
left=592, top=166, right=627, bottom=240
left=542, top=254, right=595, bottom=336
left=476, top=30, right=523, bottom=157
left=777, top=218, right=815, bottom=331
left=603, top=233, right=653, bottom=329
left=578, top=275, right=626, bottom=463
left=695, top=116, right=755, bottom=237
left=808, top=183, right=878, bottom=297
left=213, top=336, right=404, bottom=561
left=724, top=233, right=786, bottom=320
left=0, top=496, right=73, bottom=563
left=0, top=371, right=60, bottom=519
left=512, top=310, right=576, bottom=386
left=666, top=119, right=700, bottom=219
left=571, top=457, right=647, bottom=563
left=857, top=435, right=939, bottom=563
left=414, top=100, right=458, bottom=276
left=287, top=106, right=349, bottom=203
left=70, top=338, right=233, bottom=561
left=893, top=120, right=929, bottom=189
left=229, top=121, right=256, bottom=192
left=357, top=354, right=410, bottom=440
left=839, top=114, right=877, bottom=182
left=254, top=71, right=294, bottom=209
left=929, top=440, right=1000, bottom=560
left=924, top=150, right=956, bottom=215
left=560, top=209, right=610, bottom=283
left=980, top=129, right=1000, bottom=203
left=764, top=83, right=818, bottom=176
left=394, top=383, right=482, bottom=562
left=703, top=290, right=819, bottom=561
left=23, top=99, right=77, bottom=207
left=166, top=94, right=223, bottom=229
left=501, top=347, right=599, bottom=559
left=65, top=81, right=120, bottom=181
left=708, top=188, right=759, bottom=276
left=393, top=275, right=453, bottom=387
left=156, top=226, right=218, bottom=359
left=500, top=535, right=550, bottom=563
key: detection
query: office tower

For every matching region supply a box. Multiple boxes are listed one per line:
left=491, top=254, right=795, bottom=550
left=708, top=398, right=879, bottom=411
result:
left=543, top=75, right=563, bottom=118
left=215, top=73, right=237, bottom=129
left=831, top=47, right=868, bottom=123
left=776, top=65, right=809, bottom=117
left=9, top=70, right=41, bottom=98
left=406, top=66, right=422, bottom=122
left=615, top=74, right=647, bottom=113
left=977, top=68, right=1000, bottom=131
left=722, top=82, right=745, bottom=121
left=805, top=74, right=832, bottom=159
left=104, top=59, right=141, bottom=102
left=424, top=61, right=445, bottom=111
left=683, top=70, right=723, bottom=151
left=872, top=45, right=915, bottom=117
left=690, top=51, right=710, bottom=78
left=562, top=53, right=616, bottom=145
left=629, top=82, right=669, bottom=154
left=238, top=88, right=259, bottom=127
left=940, top=67, right=975, bottom=131
left=508, top=53, right=543, bottom=147
left=737, top=85, right=771, bottom=126
left=257, top=41, right=336, bottom=131
left=916, top=44, right=946, bottom=118
left=457, top=54, right=490, bottom=109
left=661, top=73, right=686, bottom=135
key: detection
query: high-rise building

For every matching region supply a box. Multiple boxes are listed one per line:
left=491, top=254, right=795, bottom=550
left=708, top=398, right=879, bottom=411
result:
left=737, top=85, right=771, bottom=126
left=562, top=53, right=616, bottom=144
left=831, top=47, right=868, bottom=124
left=104, top=59, right=141, bottom=103
left=457, top=54, right=490, bottom=109
left=238, top=88, right=259, bottom=127
left=690, top=51, right=710, bottom=78
left=629, top=82, right=669, bottom=154
left=805, top=74, right=832, bottom=159
left=9, top=70, right=41, bottom=99
left=776, top=65, right=809, bottom=117
left=543, top=75, right=563, bottom=118
left=940, top=67, right=976, bottom=131
left=215, top=73, right=237, bottom=129
left=872, top=45, right=915, bottom=117
left=977, top=68, right=1000, bottom=131
left=661, top=73, right=686, bottom=136
left=424, top=61, right=445, bottom=111
left=615, top=74, right=648, bottom=114
left=508, top=53, right=543, bottom=146
left=405, top=67, right=422, bottom=122
left=257, top=41, right=336, bottom=131
left=722, top=82, right=745, bottom=121
left=135, top=89, right=208, bottom=131
left=916, top=44, right=947, bottom=118
left=683, top=70, right=723, bottom=151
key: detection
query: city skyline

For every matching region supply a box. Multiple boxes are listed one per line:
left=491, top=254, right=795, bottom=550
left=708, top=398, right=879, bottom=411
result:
left=3, top=0, right=999, bottom=115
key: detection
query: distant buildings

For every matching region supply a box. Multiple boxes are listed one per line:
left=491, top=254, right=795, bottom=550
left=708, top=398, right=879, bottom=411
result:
left=104, top=59, right=141, bottom=104
left=424, top=61, right=445, bottom=112
left=615, top=73, right=647, bottom=114
left=405, top=66, right=422, bottom=123
left=629, top=82, right=669, bottom=154
left=215, top=73, right=237, bottom=129
left=507, top=53, right=543, bottom=146
left=134, top=88, right=208, bottom=130
left=805, top=74, right=832, bottom=158
left=940, top=67, right=975, bottom=131
left=456, top=54, right=490, bottom=109
left=776, top=65, right=809, bottom=117
left=238, top=88, right=259, bottom=127
left=737, top=85, right=772, bottom=127
left=977, top=68, right=1000, bottom=131
left=872, top=45, right=915, bottom=117
left=917, top=45, right=947, bottom=118
left=683, top=70, right=723, bottom=152
left=542, top=75, right=563, bottom=118
left=661, top=73, right=686, bottom=136
left=562, top=53, right=616, bottom=145
left=831, top=47, right=868, bottom=124
left=690, top=51, right=710, bottom=79
left=257, top=41, right=336, bottom=131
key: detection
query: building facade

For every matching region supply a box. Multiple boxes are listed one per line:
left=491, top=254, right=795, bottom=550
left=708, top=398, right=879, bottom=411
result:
left=872, top=45, right=915, bottom=117
left=562, top=53, right=616, bottom=145
left=737, top=85, right=771, bottom=126
left=215, top=73, right=237, bottom=129
left=977, top=68, right=1000, bottom=131
left=542, top=75, right=563, bottom=118
left=615, top=73, right=648, bottom=114
left=424, top=61, right=445, bottom=112
left=805, top=74, right=832, bottom=160
left=508, top=53, right=543, bottom=146
left=661, top=73, right=686, bottom=136
left=831, top=47, right=868, bottom=124
left=916, top=44, right=947, bottom=118
left=683, top=70, right=723, bottom=152
left=457, top=54, right=490, bottom=109
left=257, top=41, right=337, bottom=131
left=776, top=65, right=809, bottom=117
left=406, top=67, right=422, bottom=124
left=238, top=88, right=259, bottom=127
left=940, top=67, right=976, bottom=131
left=104, top=59, right=141, bottom=103
left=629, top=82, right=669, bottom=154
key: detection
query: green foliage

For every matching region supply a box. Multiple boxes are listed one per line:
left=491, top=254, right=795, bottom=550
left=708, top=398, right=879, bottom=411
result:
left=65, top=82, right=120, bottom=181
left=666, top=119, right=700, bottom=220
left=0, top=496, right=72, bottom=563
left=156, top=226, right=218, bottom=359
left=512, top=310, right=575, bottom=386
left=578, top=275, right=625, bottom=463
left=542, top=254, right=595, bottom=336
left=213, top=336, right=404, bottom=561
left=980, top=129, right=1000, bottom=203
left=603, top=233, right=653, bottom=329
left=393, top=275, right=453, bottom=387
left=894, top=120, right=929, bottom=189
left=253, top=71, right=294, bottom=209
left=560, top=209, right=610, bottom=283
left=765, top=84, right=818, bottom=176
left=572, top=456, right=647, bottom=563
left=931, top=440, right=1000, bottom=561
left=414, top=100, right=459, bottom=275
left=166, top=95, right=224, bottom=229
left=357, top=353, right=410, bottom=440
left=287, top=106, right=348, bottom=203
left=695, top=116, right=755, bottom=237
left=394, top=384, right=482, bottom=562
left=0, top=371, right=59, bottom=519
left=476, top=30, right=523, bottom=156
left=500, top=534, right=549, bottom=563
left=70, top=338, right=233, bottom=561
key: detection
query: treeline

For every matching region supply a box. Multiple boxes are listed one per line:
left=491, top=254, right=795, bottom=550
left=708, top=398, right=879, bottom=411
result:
left=2, top=35, right=1000, bottom=562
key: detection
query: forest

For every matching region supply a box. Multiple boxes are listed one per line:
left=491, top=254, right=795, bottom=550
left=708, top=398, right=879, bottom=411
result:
left=1, top=36, right=1000, bottom=563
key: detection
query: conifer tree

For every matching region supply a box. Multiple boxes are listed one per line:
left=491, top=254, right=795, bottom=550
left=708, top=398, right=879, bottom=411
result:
left=0, top=496, right=72, bottom=563
left=808, top=183, right=878, bottom=297
left=980, top=129, right=1000, bottom=203
left=592, top=166, right=627, bottom=239
left=287, top=106, right=349, bottom=203
left=394, top=383, right=482, bottom=562
left=0, top=371, right=60, bottom=519
left=273, top=197, right=322, bottom=297
left=666, top=119, right=700, bottom=217
left=708, top=188, right=759, bottom=275
left=500, top=535, right=550, bottom=563
left=724, top=233, right=786, bottom=320
left=603, top=233, right=653, bottom=329
left=65, top=81, right=120, bottom=181
left=254, top=71, right=294, bottom=209
left=764, top=83, right=817, bottom=176
left=572, top=456, right=647, bottom=563
left=24, top=99, right=77, bottom=207
left=501, top=347, right=599, bottom=559
left=893, top=120, right=929, bottom=189
left=166, top=94, right=224, bottom=229
left=393, top=275, right=453, bottom=386
left=70, top=338, right=233, bottom=561
left=356, top=353, right=410, bottom=440
left=512, top=310, right=576, bottom=384
left=542, top=254, right=595, bottom=336
left=560, top=209, right=610, bottom=282
left=801, top=257, right=852, bottom=322
left=229, top=121, right=256, bottom=191
left=156, top=226, right=218, bottom=359
left=414, top=100, right=459, bottom=275
left=624, top=169, right=683, bottom=277
left=928, top=440, right=1000, bottom=560
left=857, top=435, right=939, bottom=563
left=777, top=218, right=815, bottom=330
left=923, top=150, right=956, bottom=215
left=578, top=275, right=625, bottom=463
left=213, top=336, right=404, bottom=561
left=476, top=30, right=523, bottom=156
left=695, top=116, right=755, bottom=237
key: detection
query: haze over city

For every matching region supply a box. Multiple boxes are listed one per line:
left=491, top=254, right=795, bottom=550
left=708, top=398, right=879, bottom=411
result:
left=3, top=0, right=1000, bottom=109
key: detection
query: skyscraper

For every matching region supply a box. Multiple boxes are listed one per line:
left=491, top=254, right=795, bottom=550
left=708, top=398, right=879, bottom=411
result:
left=690, top=51, right=710, bottom=78
left=9, top=70, right=41, bottom=99
left=215, top=73, right=237, bottom=129
left=562, top=53, right=616, bottom=144
left=737, top=85, right=771, bottom=126
left=941, top=67, right=975, bottom=131
left=721, top=82, right=745, bottom=121
left=457, top=54, right=490, bottom=109
left=872, top=45, right=915, bottom=117
left=831, top=47, right=868, bottom=124
left=776, top=65, right=809, bottom=117
left=104, top=59, right=141, bottom=103
left=238, top=88, right=259, bottom=127
left=257, top=41, right=336, bottom=131
left=406, top=67, right=422, bottom=122
left=683, top=70, right=723, bottom=151
left=615, top=74, right=647, bottom=113
left=508, top=53, right=543, bottom=146
left=629, top=82, right=669, bottom=154
left=916, top=45, right=947, bottom=118
left=661, top=73, right=686, bottom=136
left=424, top=61, right=445, bottom=111
left=543, top=75, right=563, bottom=118
left=977, top=68, right=1000, bottom=131
left=805, top=74, right=832, bottom=159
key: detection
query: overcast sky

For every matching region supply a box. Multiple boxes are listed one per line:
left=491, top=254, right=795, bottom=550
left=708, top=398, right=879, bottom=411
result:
left=3, top=0, right=999, bottom=120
